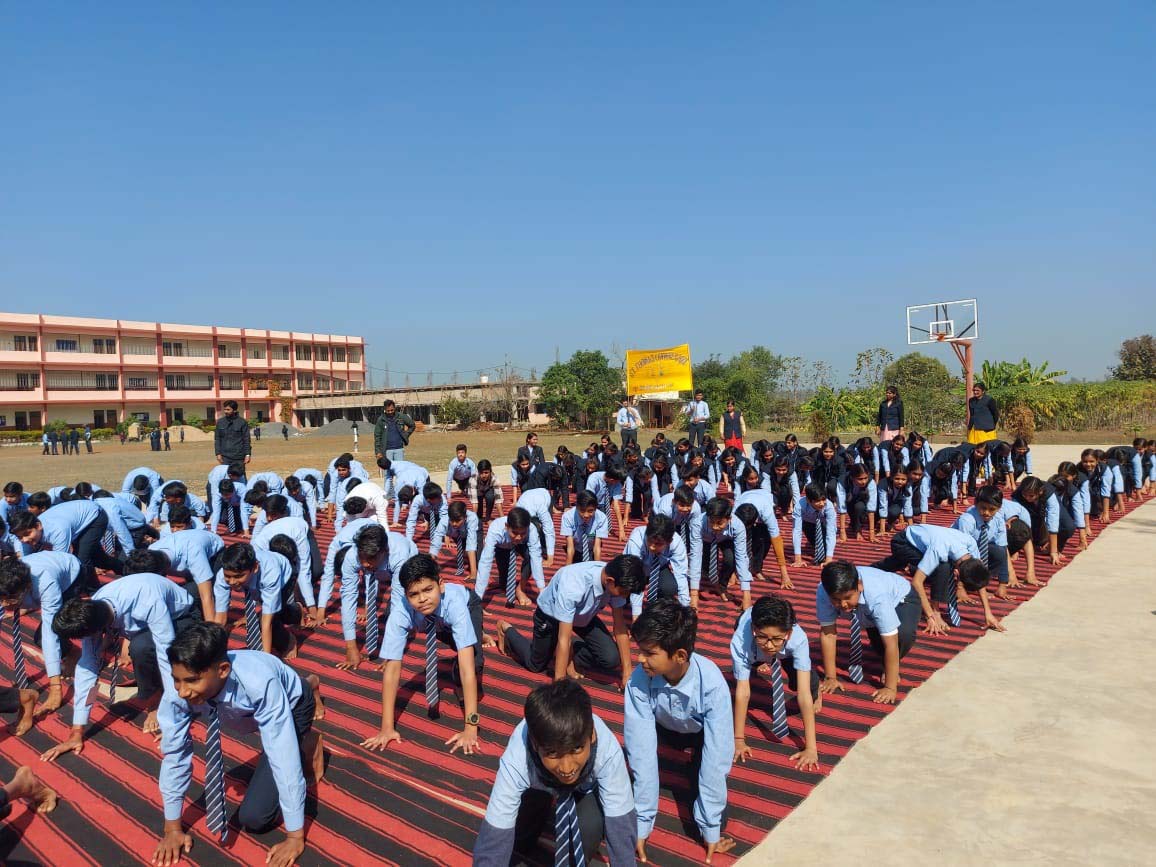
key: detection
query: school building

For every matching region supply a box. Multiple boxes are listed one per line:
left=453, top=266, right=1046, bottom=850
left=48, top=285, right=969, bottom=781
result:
left=0, top=311, right=366, bottom=430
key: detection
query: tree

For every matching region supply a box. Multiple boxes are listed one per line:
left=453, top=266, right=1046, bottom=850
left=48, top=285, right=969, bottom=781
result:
left=1112, top=334, right=1156, bottom=380
left=979, top=358, right=1068, bottom=390
left=882, top=353, right=963, bottom=434
left=539, top=350, right=621, bottom=428
left=687, top=346, right=785, bottom=425
left=851, top=347, right=895, bottom=390
left=437, top=396, right=481, bottom=428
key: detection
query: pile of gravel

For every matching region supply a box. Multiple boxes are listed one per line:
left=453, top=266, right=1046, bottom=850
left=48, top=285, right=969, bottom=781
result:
left=310, top=419, right=366, bottom=437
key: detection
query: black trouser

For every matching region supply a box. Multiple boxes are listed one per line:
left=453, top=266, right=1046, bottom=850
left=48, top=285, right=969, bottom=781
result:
left=699, top=538, right=736, bottom=585
left=494, top=543, right=534, bottom=592
left=930, top=477, right=953, bottom=506
left=0, top=686, right=22, bottom=713
left=453, top=478, right=471, bottom=495
left=1055, top=508, right=1075, bottom=553
left=779, top=658, right=821, bottom=701
left=42, top=442, right=50, bottom=455
left=237, top=672, right=315, bottom=832
left=988, top=544, right=1010, bottom=583
left=551, top=482, right=570, bottom=512
left=871, top=531, right=954, bottom=604
left=74, top=511, right=124, bottom=589
left=655, top=723, right=727, bottom=837
left=513, top=787, right=604, bottom=864
left=621, top=428, right=638, bottom=449
left=129, top=605, right=203, bottom=703
left=864, top=589, right=921, bottom=658
left=505, top=610, right=620, bottom=675
left=846, top=496, right=868, bottom=538
left=477, top=487, right=497, bottom=521
left=440, top=591, right=486, bottom=688
left=748, top=523, right=771, bottom=574
left=629, top=482, right=651, bottom=521
left=688, top=422, right=706, bottom=449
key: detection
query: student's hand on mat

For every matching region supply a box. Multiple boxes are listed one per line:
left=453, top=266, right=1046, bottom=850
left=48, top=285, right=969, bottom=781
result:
left=40, top=735, right=83, bottom=762
left=361, top=728, right=402, bottom=751
left=779, top=571, right=794, bottom=590
left=871, top=686, right=898, bottom=704
left=985, top=614, right=1006, bottom=633
left=838, top=532, right=847, bottom=543
left=958, top=591, right=978, bottom=606
left=265, top=835, right=305, bottom=867
left=819, top=676, right=843, bottom=695
left=446, top=728, right=482, bottom=756
left=355, top=609, right=367, bottom=625
left=1050, top=552, right=1062, bottom=566
left=635, top=839, right=649, bottom=863
left=790, top=748, right=820, bottom=772
left=336, top=649, right=364, bottom=671
left=704, top=835, right=736, bottom=862
left=733, top=738, right=754, bottom=763
left=152, top=829, right=193, bottom=865
left=922, top=613, right=949, bottom=636
left=142, top=710, right=161, bottom=736
left=689, top=591, right=700, bottom=610
left=791, top=558, right=804, bottom=568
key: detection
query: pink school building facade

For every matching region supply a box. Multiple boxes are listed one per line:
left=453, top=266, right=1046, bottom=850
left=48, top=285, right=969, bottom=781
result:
left=0, top=311, right=366, bottom=430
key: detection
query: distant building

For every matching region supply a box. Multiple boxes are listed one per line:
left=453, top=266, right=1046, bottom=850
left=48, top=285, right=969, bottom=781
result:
left=0, top=311, right=366, bottom=429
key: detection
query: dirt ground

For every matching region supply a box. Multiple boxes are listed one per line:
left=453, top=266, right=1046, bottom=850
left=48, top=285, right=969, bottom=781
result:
left=0, top=429, right=1126, bottom=496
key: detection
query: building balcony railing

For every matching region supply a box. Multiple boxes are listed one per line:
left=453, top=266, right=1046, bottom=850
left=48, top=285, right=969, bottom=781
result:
left=122, top=343, right=157, bottom=356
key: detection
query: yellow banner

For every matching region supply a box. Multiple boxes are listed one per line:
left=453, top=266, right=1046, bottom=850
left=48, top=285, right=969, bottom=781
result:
left=625, top=344, right=693, bottom=396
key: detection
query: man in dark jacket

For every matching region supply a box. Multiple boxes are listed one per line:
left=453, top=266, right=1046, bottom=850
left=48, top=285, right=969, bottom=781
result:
left=374, top=399, right=415, bottom=462
left=214, top=400, right=251, bottom=465
left=967, top=382, right=999, bottom=445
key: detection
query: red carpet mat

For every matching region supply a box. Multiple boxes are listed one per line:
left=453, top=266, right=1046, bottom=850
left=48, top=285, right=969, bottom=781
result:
left=0, top=491, right=1146, bottom=865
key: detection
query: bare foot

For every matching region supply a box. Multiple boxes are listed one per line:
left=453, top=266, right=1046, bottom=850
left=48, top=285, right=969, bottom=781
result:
left=15, top=689, right=38, bottom=735
left=514, top=593, right=533, bottom=609
left=565, top=664, right=587, bottom=681
left=10, top=767, right=58, bottom=814
left=495, top=621, right=510, bottom=657
left=306, top=674, right=325, bottom=721
left=480, top=632, right=496, bottom=649
left=302, top=731, right=325, bottom=785
left=283, top=632, right=299, bottom=661
left=813, top=694, right=824, bottom=715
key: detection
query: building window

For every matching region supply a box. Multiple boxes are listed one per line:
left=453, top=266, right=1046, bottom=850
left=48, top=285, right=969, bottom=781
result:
left=162, top=341, right=185, bottom=357
left=92, top=338, right=116, bottom=354
left=15, top=412, right=28, bottom=430
left=333, top=346, right=346, bottom=362
left=296, top=373, right=313, bottom=389
left=295, top=344, right=312, bottom=361
left=95, top=373, right=119, bottom=390
left=14, top=372, right=40, bottom=391
left=217, top=343, right=240, bottom=358
left=349, top=348, right=361, bottom=363
left=126, top=376, right=151, bottom=390
left=206, top=406, right=216, bottom=424
left=54, top=339, right=79, bottom=352
left=271, top=345, right=290, bottom=360
left=170, top=408, right=185, bottom=424
left=13, top=335, right=38, bottom=352
left=93, top=410, right=107, bottom=427
left=315, top=345, right=329, bottom=361
left=247, top=344, right=265, bottom=359
left=132, top=412, right=150, bottom=423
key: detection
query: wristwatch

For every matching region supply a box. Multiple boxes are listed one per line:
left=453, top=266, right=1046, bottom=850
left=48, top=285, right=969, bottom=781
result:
left=465, top=712, right=480, bottom=726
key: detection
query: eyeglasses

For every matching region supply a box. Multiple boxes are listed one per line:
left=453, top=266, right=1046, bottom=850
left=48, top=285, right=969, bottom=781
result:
left=755, top=632, right=789, bottom=648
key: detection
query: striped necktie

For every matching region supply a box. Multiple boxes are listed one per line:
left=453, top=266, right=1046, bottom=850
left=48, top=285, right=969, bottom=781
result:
left=424, top=616, right=440, bottom=718
left=10, top=611, right=29, bottom=689
left=946, top=577, right=961, bottom=627
left=105, top=628, right=125, bottom=703
left=597, top=486, right=609, bottom=514
left=505, top=548, right=519, bottom=605
left=454, top=536, right=466, bottom=576
left=813, top=515, right=826, bottom=565
left=769, top=656, right=790, bottom=739
left=225, top=498, right=238, bottom=533
left=580, top=522, right=592, bottom=562
left=646, top=556, right=661, bottom=602
left=708, top=541, right=719, bottom=585
left=204, top=700, right=228, bottom=842
left=244, top=591, right=261, bottom=651
left=100, top=524, right=117, bottom=556
left=365, top=567, right=380, bottom=656
left=554, top=790, right=585, bottom=867
left=680, top=521, right=690, bottom=552
left=847, top=609, right=865, bottom=683
left=978, top=521, right=990, bottom=566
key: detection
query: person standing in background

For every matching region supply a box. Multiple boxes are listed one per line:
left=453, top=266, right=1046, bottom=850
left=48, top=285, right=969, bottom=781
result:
left=214, top=400, right=252, bottom=466
left=163, top=428, right=171, bottom=451
left=179, top=426, right=185, bottom=444
left=876, top=385, right=905, bottom=444
left=616, top=397, right=641, bottom=449
left=719, top=400, right=745, bottom=451
left=84, top=424, right=93, bottom=453
left=282, top=424, right=289, bottom=441
left=967, top=382, right=1000, bottom=445
left=351, top=421, right=359, bottom=454
left=684, top=389, right=710, bottom=449
left=374, top=400, right=415, bottom=463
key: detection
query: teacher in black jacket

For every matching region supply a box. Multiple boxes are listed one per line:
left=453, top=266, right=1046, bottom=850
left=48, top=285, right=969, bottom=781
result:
left=967, top=382, right=1000, bottom=445
left=876, top=385, right=905, bottom=444
left=214, top=400, right=251, bottom=465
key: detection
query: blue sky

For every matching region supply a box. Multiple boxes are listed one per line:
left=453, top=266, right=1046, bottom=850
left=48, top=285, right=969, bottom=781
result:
left=2, top=3, right=1152, bottom=384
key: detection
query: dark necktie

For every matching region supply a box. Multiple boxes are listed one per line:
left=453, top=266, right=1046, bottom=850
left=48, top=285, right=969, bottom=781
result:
left=708, top=541, right=719, bottom=584
left=244, top=589, right=261, bottom=651
left=554, top=790, right=585, bottom=867
left=105, top=628, right=125, bottom=704
left=813, top=513, right=826, bottom=565
left=978, top=521, right=990, bottom=566
left=100, top=524, right=117, bottom=556
left=365, top=567, right=380, bottom=656
left=646, top=556, right=661, bottom=602
left=769, top=656, right=790, bottom=739
left=424, top=615, right=440, bottom=718
left=580, top=522, right=592, bottom=562
left=946, top=577, right=961, bottom=627
left=10, top=611, right=29, bottom=689
left=225, top=498, right=238, bottom=533
left=204, top=700, right=228, bottom=842
left=505, top=547, right=519, bottom=605
left=454, top=535, right=466, bottom=576
left=847, top=610, right=864, bottom=683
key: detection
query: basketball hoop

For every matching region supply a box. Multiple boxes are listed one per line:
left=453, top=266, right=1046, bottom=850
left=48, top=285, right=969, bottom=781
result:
left=936, top=333, right=947, bottom=342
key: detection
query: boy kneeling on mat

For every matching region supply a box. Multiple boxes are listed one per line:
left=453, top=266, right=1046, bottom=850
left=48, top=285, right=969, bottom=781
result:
left=474, top=679, right=637, bottom=866
left=153, top=622, right=324, bottom=867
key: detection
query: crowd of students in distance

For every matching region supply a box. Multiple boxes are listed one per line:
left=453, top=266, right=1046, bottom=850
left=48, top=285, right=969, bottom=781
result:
left=0, top=422, right=1151, bottom=866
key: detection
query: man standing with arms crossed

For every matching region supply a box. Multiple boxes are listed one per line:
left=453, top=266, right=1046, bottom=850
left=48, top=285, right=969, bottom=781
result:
left=617, top=397, right=642, bottom=450
left=683, top=389, right=710, bottom=450
left=374, top=400, right=415, bottom=463
left=214, top=400, right=251, bottom=467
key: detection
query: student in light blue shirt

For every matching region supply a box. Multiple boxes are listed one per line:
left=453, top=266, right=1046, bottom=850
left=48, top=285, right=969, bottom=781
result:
left=283, top=475, right=319, bottom=528
left=86, top=487, right=138, bottom=554
left=0, top=482, right=30, bottom=527
left=324, top=456, right=371, bottom=518
left=248, top=471, right=284, bottom=495
left=318, top=504, right=373, bottom=615
left=292, top=466, right=326, bottom=496
left=697, top=498, right=752, bottom=609
left=206, top=462, right=245, bottom=509
left=251, top=497, right=321, bottom=625
left=212, top=543, right=297, bottom=657
left=41, top=572, right=199, bottom=759
left=731, top=595, right=821, bottom=771
left=624, top=514, right=691, bottom=617
left=625, top=600, right=734, bottom=862
left=362, top=554, right=485, bottom=757
left=405, top=482, right=448, bottom=542
left=428, top=500, right=480, bottom=583
left=377, top=457, right=428, bottom=521
left=475, top=509, right=546, bottom=608
left=0, top=552, right=82, bottom=717
left=585, top=467, right=630, bottom=542
left=209, top=477, right=250, bottom=536
left=838, top=464, right=879, bottom=543
left=474, top=680, right=637, bottom=866
left=560, top=491, right=611, bottom=564
left=120, top=467, right=164, bottom=504
left=816, top=562, right=921, bottom=705
left=734, top=488, right=793, bottom=593
left=144, top=481, right=207, bottom=525
left=683, top=389, right=711, bottom=449
left=336, top=525, right=418, bottom=671
left=655, top=487, right=703, bottom=570
left=515, top=487, right=557, bottom=563
left=155, top=623, right=321, bottom=866
left=11, top=498, right=123, bottom=591
left=791, top=483, right=838, bottom=567
left=497, top=556, right=644, bottom=688
left=445, top=444, right=477, bottom=497
left=250, top=491, right=305, bottom=536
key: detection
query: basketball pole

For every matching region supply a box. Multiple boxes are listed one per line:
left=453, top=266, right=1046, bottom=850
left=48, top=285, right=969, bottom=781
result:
left=946, top=337, right=974, bottom=427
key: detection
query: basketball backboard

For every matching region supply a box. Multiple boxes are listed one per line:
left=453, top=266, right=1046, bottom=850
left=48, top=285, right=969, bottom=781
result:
left=906, top=299, right=979, bottom=345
